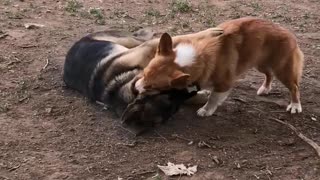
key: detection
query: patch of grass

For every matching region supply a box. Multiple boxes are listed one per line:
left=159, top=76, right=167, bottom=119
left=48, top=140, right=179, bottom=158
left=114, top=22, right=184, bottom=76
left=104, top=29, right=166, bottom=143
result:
left=5, top=11, right=24, bottom=19
left=151, top=174, right=162, bottom=180
left=0, top=103, right=10, bottom=113
left=303, top=13, right=311, bottom=19
left=171, top=0, right=192, bottom=13
left=112, top=8, right=127, bottom=18
left=197, top=2, right=217, bottom=27
left=145, top=8, right=161, bottom=17
left=229, top=3, right=243, bottom=19
left=3, top=0, right=11, bottom=6
left=65, top=0, right=83, bottom=14
left=89, top=8, right=105, bottom=25
left=249, top=2, right=262, bottom=11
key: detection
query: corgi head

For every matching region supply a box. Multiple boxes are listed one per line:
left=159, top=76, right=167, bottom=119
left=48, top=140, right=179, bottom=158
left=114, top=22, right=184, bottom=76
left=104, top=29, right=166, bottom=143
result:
left=135, top=33, right=192, bottom=94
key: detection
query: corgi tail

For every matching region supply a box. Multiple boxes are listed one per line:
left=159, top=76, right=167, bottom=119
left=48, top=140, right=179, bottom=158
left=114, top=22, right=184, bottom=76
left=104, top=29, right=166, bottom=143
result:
left=293, top=46, right=304, bottom=84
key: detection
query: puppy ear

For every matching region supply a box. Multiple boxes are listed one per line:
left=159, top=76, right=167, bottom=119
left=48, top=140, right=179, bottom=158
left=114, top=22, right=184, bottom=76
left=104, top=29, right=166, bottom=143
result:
left=157, top=33, right=173, bottom=55
left=170, top=70, right=190, bottom=88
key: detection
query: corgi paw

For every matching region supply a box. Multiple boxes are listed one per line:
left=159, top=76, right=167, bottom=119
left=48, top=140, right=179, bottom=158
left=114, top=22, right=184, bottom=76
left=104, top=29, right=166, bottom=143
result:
left=197, top=90, right=211, bottom=97
left=197, top=107, right=216, bottom=117
left=286, top=102, right=302, bottom=114
left=257, top=85, right=271, bottom=95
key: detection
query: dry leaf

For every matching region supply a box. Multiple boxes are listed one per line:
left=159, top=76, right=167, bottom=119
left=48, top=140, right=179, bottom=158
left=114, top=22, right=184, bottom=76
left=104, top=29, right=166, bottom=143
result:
left=157, top=162, right=197, bottom=176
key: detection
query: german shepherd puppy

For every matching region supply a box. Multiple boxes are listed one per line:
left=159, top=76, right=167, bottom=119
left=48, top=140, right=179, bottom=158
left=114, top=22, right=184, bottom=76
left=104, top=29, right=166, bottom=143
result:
left=63, top=28, right=222, bottom=134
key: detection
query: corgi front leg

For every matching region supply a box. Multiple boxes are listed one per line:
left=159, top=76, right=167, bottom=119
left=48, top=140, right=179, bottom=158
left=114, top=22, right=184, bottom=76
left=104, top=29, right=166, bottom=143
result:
left=197, top=89, right=231, bottom=117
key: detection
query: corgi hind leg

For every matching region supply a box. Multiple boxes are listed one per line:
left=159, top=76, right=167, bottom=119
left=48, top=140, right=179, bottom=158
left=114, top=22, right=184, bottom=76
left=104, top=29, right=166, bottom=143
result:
left=273, top=48, right=303, bottom=114
left=256, top=67, right=273, bottom=95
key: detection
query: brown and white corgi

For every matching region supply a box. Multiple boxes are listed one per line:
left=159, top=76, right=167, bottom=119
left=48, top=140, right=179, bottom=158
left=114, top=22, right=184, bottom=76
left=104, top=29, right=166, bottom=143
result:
left=135, top=17, right=304, bottom=116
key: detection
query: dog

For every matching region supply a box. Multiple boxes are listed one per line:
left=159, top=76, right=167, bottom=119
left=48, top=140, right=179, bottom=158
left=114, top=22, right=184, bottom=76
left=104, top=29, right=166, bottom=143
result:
left=135, top=17, right=304, bottom=116
left=63, top=28, right=222, bottom=133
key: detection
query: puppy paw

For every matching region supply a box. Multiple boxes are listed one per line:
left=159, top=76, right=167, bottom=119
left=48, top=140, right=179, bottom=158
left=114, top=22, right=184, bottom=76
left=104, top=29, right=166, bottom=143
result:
left=286, top=102, right=302, bottom=114
left=257, top=85, right=271, bottom=96
left=197, top=107, right=216, bottom=117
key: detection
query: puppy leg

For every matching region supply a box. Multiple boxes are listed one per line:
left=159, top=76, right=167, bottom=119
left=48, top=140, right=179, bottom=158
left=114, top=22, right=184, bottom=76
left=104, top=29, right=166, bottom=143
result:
left=256, top=67, right=273, bottom=95
left=197, top=89, right=231, bottom=117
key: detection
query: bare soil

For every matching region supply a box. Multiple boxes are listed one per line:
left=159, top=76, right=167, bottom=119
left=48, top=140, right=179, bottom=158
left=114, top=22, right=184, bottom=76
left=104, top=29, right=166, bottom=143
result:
left=0, top=0, right=319, bottom=179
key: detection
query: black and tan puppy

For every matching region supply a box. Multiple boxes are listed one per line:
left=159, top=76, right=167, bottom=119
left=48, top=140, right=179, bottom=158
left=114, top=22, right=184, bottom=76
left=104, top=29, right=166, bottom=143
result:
left=63, top=29, right=208, bottom=134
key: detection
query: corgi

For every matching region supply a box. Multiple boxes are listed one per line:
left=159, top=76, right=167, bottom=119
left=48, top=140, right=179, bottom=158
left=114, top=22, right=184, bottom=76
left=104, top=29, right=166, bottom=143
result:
left=63, top=28, right=222, bottom=133
left=135, top=17, right=304, bottom=116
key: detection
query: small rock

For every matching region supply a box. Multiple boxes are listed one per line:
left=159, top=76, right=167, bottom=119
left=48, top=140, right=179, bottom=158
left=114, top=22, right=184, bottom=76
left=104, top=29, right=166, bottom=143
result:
left=212, top=156, right=221, bottom=165
left=45, top=108, right=52, bottom=113
left=236, top=163, right=241, bottom=169
left=277, top=138, right=295, bottom=146
left=188, top=141, right=194, bottom=145
left=311, top=117, right=317, bottom=121
left=24, top=23, right=45, bottom=29
left=174, top=151, right=194, bottom=162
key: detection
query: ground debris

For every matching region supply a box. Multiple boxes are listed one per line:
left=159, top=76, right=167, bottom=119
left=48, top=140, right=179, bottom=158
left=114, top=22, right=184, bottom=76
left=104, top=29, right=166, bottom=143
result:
left=198, top=141, right=211, bottom=148
left=24, top=23, right=45, bottom=29
left=270, top=117, right=320, bottom=158
left=0, top=32, right=8, bottom=39
left=157, top=162, right=197, bottom=176
left=211, top=155, right=221, bottom=165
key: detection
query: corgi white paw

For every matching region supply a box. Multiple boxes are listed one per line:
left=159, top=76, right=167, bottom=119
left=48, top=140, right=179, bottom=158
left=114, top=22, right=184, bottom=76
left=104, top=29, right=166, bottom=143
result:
left=197, top=90, right=211, bottom=97
left=286, top=102, right=302, bottom=114
left=197, top=107, right=216, bottom=117
left=257, top=85, right=271, bottom=95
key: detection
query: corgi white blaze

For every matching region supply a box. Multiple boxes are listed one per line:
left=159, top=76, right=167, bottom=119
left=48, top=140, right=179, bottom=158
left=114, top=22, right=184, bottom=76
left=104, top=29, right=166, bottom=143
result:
left=174, top=44, right=196, bottom=67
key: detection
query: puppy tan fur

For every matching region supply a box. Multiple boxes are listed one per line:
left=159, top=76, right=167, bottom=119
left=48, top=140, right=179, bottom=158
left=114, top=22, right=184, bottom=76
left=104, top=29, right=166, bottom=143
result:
left=136, top=17, right=304, bottom=116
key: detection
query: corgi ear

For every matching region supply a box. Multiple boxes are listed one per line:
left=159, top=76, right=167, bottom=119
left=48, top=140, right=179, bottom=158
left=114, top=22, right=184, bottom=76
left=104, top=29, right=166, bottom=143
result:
left=170, top=70, right=190, bottom=88
left=158, top=33, right=173, bottom=55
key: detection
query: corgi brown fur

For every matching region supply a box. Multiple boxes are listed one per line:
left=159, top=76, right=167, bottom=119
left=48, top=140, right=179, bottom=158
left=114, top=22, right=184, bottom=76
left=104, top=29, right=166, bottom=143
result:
left=136, top=17, right=304, bottom=116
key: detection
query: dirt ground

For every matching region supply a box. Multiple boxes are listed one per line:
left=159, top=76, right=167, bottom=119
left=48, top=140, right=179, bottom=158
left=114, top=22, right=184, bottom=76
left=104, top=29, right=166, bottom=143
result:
left=0, top=0, right=320, bottom=179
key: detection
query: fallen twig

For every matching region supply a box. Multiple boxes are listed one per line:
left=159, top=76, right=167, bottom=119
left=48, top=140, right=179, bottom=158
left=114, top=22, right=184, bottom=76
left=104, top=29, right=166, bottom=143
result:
left=136, top=170, right=156, bottom=176
left=116, top=125, right=136, bottom=136
left=233, top=97, right=247, bottom=104
left=154, top=130, right=169, bottom=143
left=0, top=33, right=8, bottom=39
left=270, top=117, right=320, bottom=158
left=8, top=164, right=21, bottom=172
left=42, top=58, right=49, bottom=70
left=18, top=44, right=38, bottom=48
left=171, top=134, right=192, bottom=142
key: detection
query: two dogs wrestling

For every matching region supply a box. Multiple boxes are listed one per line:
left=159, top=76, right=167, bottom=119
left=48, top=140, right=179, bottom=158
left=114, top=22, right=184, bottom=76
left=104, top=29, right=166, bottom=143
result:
left=63, top=17, right=304, bottom=134
left=63, top=28, right=219, bottom=134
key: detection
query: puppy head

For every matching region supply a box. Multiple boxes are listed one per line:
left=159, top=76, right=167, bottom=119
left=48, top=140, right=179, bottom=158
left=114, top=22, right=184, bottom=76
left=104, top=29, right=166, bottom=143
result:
left=135, top=33, right=190, bottom=94
left=121, top=94, right=173, bottom=135
left=121, top=87, right=199, bottom=135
